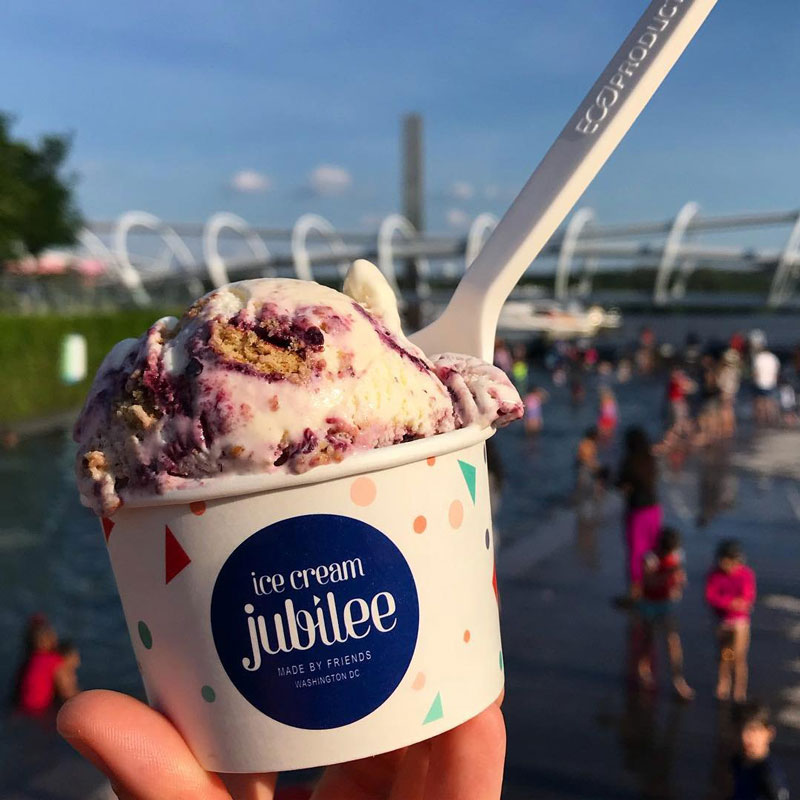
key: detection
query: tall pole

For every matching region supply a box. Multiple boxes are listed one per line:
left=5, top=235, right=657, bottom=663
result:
left=401, top=113, right=424, bottom=328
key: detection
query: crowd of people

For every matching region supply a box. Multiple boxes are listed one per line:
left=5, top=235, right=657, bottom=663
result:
left=662, top=329, right=796, bottom=449
left=614, top=427, right=788, bottom=799
left=492, top=326, right=797, bottom=799
left=495, top=325, right=799, bottom=445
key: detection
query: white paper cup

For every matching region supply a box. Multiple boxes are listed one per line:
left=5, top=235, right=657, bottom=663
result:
left=101, top=426, right=504, bottom=773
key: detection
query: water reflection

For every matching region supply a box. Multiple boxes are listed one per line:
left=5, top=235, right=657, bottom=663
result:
left=697, top=442, right=737, bottom=528
left=575, top=512, right=599, bottom=571
left=617, top=616, right=687, bottom=800
left=705, top=705, right=738, bottom=800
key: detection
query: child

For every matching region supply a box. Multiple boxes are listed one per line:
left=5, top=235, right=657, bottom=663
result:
left=666, top=366, right=694, bottom=437
left=524, top=387, right=547, bottom=435
left=574, top=427, right=602, bottom=515
left=12, top=615, right=80, bottom=713
left=55, top=641, right=81, bottom=701
left=637, top=527, right=694, bottom=700
left=729, top=702, right=790, bottom=800
left=778, top=378, right=797, bottom=427
left=706, top=539, right=756, bottom=702
left=597, top=385, right=618, bottom=438
left=511, top=343, right=529, bottom=393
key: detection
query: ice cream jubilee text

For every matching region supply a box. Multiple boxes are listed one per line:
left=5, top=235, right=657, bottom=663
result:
left=241, top=558, right=398, bottom=671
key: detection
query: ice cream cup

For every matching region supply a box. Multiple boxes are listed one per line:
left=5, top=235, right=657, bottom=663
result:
left=101, top=425, right=504, bottom=773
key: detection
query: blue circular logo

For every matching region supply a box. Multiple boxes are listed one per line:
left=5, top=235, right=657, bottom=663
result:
left=211, top=514, right=419, bottom=729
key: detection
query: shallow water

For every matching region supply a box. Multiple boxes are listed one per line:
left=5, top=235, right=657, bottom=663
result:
left=0, top=370, right=662, bottom=704
left=0, top=367, right=792, bottom=796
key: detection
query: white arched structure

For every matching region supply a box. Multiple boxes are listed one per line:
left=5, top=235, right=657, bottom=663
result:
left=768, top=210, right=800, bottom=307
left=377, top=214, right=429, bottom=297
left=440, top=260, right=460, bottom=279
left=291, top=214, right=349, bottom=282
left=203, top=213, right=270, bottom=289
left=653, top=201, right=700, bottom=306
left=78, top=228, right=150, bottom=306
left=555, top=208, right=596, bottom=301
left=465, top=213, right=498, bottom=270
left=670, top=258, right=698, bottom=300
left=115, top=211, right=203, bottom=298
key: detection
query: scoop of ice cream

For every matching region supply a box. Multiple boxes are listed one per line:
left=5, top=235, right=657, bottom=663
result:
left=74, top=261, right=521, bottom=515
left=431, top=353, right=524, bottom=428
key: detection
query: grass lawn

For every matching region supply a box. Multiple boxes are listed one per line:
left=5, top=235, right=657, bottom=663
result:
left=0, top=309, right=179, bottom=424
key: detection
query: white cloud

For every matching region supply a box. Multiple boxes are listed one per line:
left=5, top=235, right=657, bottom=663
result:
left=449, top=181, right=475, bottom=201
left=230, top=170, right=272, bottom=193
left=310, top=164, right=352, bottom=196
left=484, top=184, right=500, bottom=200
left=446, top=208, right=470, bottom=229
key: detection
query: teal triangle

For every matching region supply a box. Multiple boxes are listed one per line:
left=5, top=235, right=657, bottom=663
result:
left=458, top=460, right=477, bottom=504
left=423, top=691, right=444, bottom=725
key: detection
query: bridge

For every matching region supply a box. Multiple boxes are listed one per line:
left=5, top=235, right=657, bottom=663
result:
left=6, top=204, right=800, bottom=312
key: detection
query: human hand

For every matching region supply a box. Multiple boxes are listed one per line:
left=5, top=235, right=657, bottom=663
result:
left=57, top=690, right=505, bottom=800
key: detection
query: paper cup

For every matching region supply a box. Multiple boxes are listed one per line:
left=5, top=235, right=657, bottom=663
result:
left=101, top=426, right=504, bottom=773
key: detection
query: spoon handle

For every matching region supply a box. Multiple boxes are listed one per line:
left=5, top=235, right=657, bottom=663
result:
left=410, top=0, right=717, bottom=360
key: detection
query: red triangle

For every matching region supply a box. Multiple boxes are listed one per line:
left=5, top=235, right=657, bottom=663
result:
left=101, top=517, right=115, bottom=542
left=492, top=564, right=499, bottom=604
left=165, top=525, right=191, bottom=584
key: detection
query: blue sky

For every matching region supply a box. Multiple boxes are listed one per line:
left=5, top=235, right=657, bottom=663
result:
left=3, top=0, right=799, bottom=232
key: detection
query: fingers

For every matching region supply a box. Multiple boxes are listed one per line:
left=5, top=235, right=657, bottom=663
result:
left=312, top=747, right=406, bottom=800
left=221, top=773, right=278, bottom=800
left=57, top=690, right=235, bottom=800
left=423, top=705, right=506, bottom=800
left=315, top=705, right=505, bottom=800
left=387, top=741, right=431, bottom=800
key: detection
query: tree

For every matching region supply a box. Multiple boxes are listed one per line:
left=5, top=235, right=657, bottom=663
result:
left=0, top=113, right=82, bottom=263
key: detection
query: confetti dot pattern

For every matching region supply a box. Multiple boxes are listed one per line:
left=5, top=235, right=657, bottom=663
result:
left=350, top=476, right=377, bottom=506
left=463, top=630, right=471, bottom=643
left=201, top=685, right=216, bottom=702
left=101, top=517, right=115, bottom=542
left=412, top=672, right=426, bottom=690
left=165, top=525, right=192, bottom=584
left=448, top=500, right=464, bottom=529
left=426, top=456, right=436, bottom=466
left=413, top=515, right=427, bottom=534
left=190, top=501, right=206, bottom=516
left=138, top=621, right=153, bottom=650
left=423, top=692, right=444, bottom=725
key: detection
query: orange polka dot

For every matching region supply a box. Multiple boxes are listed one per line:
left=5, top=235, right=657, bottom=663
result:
left=412, top=672, right=426, bottom=690
left=350, top=476, right=377, bottom=506
left=463, top=630, right=471, bottom=643
left=413, top=515, right=427, bottom=533
left=449, top=499, right=464, bottom=529
left=426, top=456, right=436, bottom=466
left=190, top=501, right=206, bottom=516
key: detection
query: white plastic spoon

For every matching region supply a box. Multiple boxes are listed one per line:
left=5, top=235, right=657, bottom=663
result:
left=410, top=0, right=717, bottom=361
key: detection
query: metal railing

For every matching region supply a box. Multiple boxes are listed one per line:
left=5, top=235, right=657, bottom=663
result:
left=13, top=204, right=800, bottom=310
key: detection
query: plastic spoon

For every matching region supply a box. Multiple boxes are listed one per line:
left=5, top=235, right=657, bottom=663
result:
left=410, top=0, right=717, bottom=361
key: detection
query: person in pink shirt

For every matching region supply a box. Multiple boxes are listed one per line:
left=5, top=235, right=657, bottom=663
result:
left=705, top=539, right=757, bottom=702
left=11, top=614, right=80, bottom=715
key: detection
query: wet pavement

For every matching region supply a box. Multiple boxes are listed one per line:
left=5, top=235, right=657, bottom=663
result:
left=498, top=436, right=800, bottom=799
left=2, top=421, right=799, bottom=798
